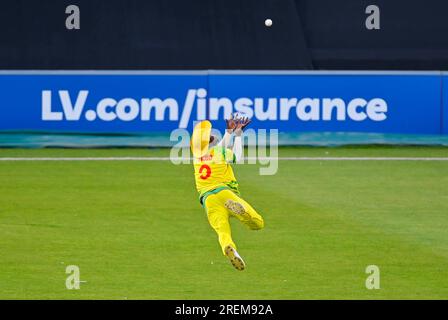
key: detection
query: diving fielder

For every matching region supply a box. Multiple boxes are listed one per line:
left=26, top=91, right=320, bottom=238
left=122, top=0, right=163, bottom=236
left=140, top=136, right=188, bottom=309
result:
left=191, top=115, right=264, bottom=271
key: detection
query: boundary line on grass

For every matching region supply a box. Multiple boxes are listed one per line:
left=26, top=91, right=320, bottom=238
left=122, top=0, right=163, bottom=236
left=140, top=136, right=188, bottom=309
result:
left=1, top=157, right=448, bottom=161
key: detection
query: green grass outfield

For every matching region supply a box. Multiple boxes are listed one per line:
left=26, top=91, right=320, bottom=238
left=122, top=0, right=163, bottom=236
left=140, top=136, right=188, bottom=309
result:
left=1, top=146, right=448, bottom=299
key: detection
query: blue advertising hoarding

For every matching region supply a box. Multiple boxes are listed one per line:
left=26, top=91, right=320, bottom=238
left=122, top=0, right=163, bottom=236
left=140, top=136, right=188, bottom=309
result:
left=0, top=72, right=208, bottom=133
left=444, top=74, right=448, bottom=135
left=209, top=72, right=442, bottom=134
left=0, top=71, right=445, bottom=135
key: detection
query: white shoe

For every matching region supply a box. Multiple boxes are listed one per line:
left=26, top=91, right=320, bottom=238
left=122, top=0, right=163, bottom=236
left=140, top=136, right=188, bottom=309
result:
left=224, top=245, right=246, bottom=271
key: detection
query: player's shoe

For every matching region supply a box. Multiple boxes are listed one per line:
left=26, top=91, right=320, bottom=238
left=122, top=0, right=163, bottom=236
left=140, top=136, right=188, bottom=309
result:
left=225, top=199, right=246, bottom=215
left=225, top=199, right=260, bottom=229
left=224, top=245, right=246, bottom=271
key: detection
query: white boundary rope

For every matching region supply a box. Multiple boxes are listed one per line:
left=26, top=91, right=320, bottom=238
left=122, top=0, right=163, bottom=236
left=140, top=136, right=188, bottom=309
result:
left=1, top=157, right=448, bottom=161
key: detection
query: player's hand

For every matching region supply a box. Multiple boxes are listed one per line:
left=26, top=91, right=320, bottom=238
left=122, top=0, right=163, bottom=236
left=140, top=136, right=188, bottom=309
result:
left=234, top=117, right=251, bottom=136
left=240, top=117, right=251, bottom=130
left=225, top=114, right=237, bottom=133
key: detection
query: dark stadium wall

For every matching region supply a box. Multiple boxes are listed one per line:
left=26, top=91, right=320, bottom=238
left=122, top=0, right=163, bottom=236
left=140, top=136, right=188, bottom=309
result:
left=294, top=0, right=448, bottom=70
left=0, top=0, right=312, bottom=69
left=0, top=0, right=447, bottom=70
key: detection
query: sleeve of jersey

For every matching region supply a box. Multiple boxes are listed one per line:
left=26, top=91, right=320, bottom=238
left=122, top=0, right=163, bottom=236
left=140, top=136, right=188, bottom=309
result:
left=224, top=148, right=237, bottom=164
left=232, top=136, right=243, bottom=163
left=217, top=132, right=232, bottom=148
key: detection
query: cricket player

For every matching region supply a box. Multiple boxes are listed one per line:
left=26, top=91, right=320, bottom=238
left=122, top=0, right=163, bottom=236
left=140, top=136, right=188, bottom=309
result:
left=191, top=115, right=264, bottom=271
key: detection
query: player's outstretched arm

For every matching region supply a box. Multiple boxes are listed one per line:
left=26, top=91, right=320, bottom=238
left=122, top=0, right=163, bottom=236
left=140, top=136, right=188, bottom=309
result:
left=233, top=117, right=251, bottom=162
left=217, top=114, right=237, bottom=148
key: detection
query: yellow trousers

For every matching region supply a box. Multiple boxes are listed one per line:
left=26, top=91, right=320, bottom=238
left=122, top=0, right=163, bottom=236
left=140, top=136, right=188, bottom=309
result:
left=204, top=189, right=264, bottom=255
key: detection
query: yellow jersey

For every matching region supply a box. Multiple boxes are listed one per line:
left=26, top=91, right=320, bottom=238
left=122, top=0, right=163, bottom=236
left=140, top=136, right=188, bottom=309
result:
left=193, top=145, right=240, bottom=202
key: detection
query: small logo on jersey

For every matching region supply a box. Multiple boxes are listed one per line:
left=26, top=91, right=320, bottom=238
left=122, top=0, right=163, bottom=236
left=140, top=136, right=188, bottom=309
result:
left=200, top=154, right=213, bottom=162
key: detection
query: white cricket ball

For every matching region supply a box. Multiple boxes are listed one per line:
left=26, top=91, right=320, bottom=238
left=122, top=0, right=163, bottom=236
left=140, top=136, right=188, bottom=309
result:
left=265, top=19, right=273, bottom=27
